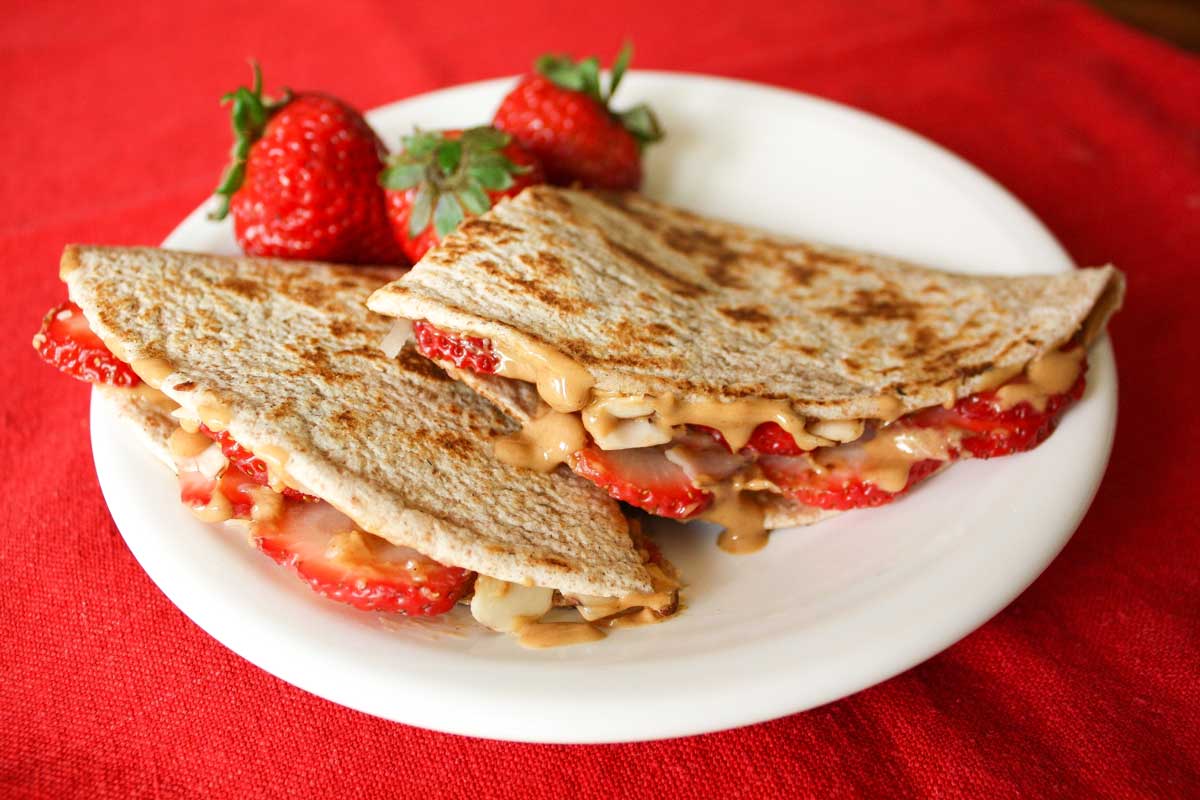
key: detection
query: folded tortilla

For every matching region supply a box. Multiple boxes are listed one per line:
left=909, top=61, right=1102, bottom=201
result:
left=64, top=245, right=652, bottom=596
left=366, top=187, right=1123, bottom=529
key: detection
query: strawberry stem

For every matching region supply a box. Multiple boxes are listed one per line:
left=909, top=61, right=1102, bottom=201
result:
left=209, top=61, right=291, bottom=221
left=532, top=42, right=663, bottom=148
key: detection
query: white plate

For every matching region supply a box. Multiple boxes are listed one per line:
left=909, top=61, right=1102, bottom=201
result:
left=90, top=72, right=1116, bottom=743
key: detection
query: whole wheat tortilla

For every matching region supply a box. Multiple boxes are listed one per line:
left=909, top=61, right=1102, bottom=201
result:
left=63, top=245, right=651, bottom=597
left=368, top=187, right=1124, bottom=421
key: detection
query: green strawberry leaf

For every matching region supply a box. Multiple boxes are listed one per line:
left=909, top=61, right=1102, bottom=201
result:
left=408, top=183, right=435, bottom=237
left=578, top=56, right=602, bottom=102
left=435, top=140, right=463, bottom=174
left=379, top=162, right=425, bottom=190
left=460, top=126, right=509, bottom=150
left=536, top=54, right=586, bottom=92
left=617, top=104, right=664, bottom=146
left=468, top=164, right=514, bottom=191
left=457, top=184, right=491, bottom=215
left=404, top=131, right=440, bottom=158
left=433, top=192, right=465, bottom=236
left=608, top=42, right=633, bottom=101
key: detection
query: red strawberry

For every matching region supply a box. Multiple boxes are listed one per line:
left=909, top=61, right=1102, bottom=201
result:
left=381, top=127, right=544, bottom=263
left=411, top=320, right=501, bottom=375
left=760, top=454, right=942, bottom=511
left=33, top=301, right=141, bottom=386
left=253, top=500, right=473, bottom=615
left=209, top=63, right=402, bottom=265
left=573, top=445, right=711, bottom=519
left=694, top=422, right=807, bottom=456
left=908, top=370, right=1086, bottom=459
left=198, top=424, right=315, bottom=502
left=493, top=43, right=662, bottom=190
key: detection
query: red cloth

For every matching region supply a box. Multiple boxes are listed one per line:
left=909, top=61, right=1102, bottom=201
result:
left=3, top=0, right=1198, bottom=796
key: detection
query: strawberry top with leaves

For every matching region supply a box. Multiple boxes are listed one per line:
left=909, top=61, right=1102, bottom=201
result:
left=380, top=127, right=544, bottom=264
left=493, top=44, right=662, bottom=190
left=210, top=63, right=402, bottom=265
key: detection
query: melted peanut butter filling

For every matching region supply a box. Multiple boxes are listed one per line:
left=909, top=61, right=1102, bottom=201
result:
left=852, top=427, right=960, bottom=493
left=494, top=410, right=586, bottom=473
left=995, top=347, right=1084, bottom=412
left=571, top=564, right=681, bottom=621
left=491, top=338, right=595, bottom=413
left=168, top=428, right=212, bottom=459
left=703, top=484, right=769, bottom=555
left=130, top=358, right=173, bottom=389
left=516, top=621, right=605, bottom=649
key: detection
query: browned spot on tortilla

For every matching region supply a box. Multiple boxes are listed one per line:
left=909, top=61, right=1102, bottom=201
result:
left=533, top=555, right=570, bottom=570
left=393, top=348, right=451, bottom=382
left=218, top=277, right=269, bottom=301
left=826, top=288, right=923, bottom=323
left=646, top=322, right=673, bottom=338
left=957, top=361, right=994, bottom=378
left=785, top=263, right=819, bottom=287
left=458, top=217, right=524, bottom=242
left=335, top=345, right=390, bottom=361
left=814, top=250, right=871, bottom=273
left=529, top=250, right=569, bottom=278
left=328, top=319, right=355, bottom=339
left=592, top=191, right=663, bottom=231
left=287, top=349, right=357, bottom=384
left=422, top=430, right=476, bottom=459
left=842, top=357, right=861, bottom=371
left=782, top=342, right=821, bottom=357
left=332, top=409, right=362, bottom=433
left=171, top=380, right=197, bottom=392
left=602, top=235, right=705, bottom=297
left=718, top=305, right=773, bottom=325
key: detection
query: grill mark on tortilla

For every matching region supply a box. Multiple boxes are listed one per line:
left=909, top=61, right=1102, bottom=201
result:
left=218, top=277, right=270, bottom=301
left=601, top=235, right=706, bottom=297
left=826, top=288, right=924, bottom=324
left=717, top=305, right=773, bottom=326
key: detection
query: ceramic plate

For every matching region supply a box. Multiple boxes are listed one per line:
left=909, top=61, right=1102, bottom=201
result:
left=90, top=72, right=1117, bottom=743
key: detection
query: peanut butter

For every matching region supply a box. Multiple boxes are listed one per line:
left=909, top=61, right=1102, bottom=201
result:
left=494, top=410, right=586, bottom=473
left=130, top=358, right=173, bottom=389
left=168, top=428, right=212, bottom=459
left=995, top=347, right=1085, bottom=412
left=704, top=485, right=769, bottom=555
left=491, top=337, right=595, bottom=413
left=516, top=621, right=605, bottom=649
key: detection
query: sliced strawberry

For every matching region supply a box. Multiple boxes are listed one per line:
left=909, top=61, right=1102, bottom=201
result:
left=178, top=468, right=219, bottom=511
left=253, top=500, right=473, bottom=615
left=33, top=302, right=141, bottom=386
left=411, top=320, right=500, bottom=375
left=573, top=444, right=711, bottom=519
left=909, top=372, right=1086, bottom=459
left=198, top=425, right=315, bottom=502
left=693, top=422, right=808, bottom=456
left=759, top=453, right=942, bottom=511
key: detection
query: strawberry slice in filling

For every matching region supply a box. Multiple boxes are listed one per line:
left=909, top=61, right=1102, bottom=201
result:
left=33, top=301, right=141, bottom=386
left=406, top=321, right=1089, bottom=515
left=253, top=500, right=474, bottom=615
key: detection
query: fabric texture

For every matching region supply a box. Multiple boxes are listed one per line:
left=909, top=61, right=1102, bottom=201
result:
left=2, top=0, right=1197, bottom=796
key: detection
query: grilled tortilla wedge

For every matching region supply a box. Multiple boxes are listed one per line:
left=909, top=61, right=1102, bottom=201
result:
left=367, top=187, right=1123, bottom=532
left=64, top=244, right=653, bottom=598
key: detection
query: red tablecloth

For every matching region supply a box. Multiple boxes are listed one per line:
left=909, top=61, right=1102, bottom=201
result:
left=4, top=0, right=1198, bottom=796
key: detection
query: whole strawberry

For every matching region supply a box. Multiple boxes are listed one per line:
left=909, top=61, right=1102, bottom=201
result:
left=493, top=43, right=662, bottom=190
left=210, top=64, right=402, bottom=265
left=380, top=127, right=543, bottom=263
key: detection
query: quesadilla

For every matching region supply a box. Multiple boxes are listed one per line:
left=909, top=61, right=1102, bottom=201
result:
left=35, top=245, right=679, bottom=647
left=366, top=187, right=1125, bottom=552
